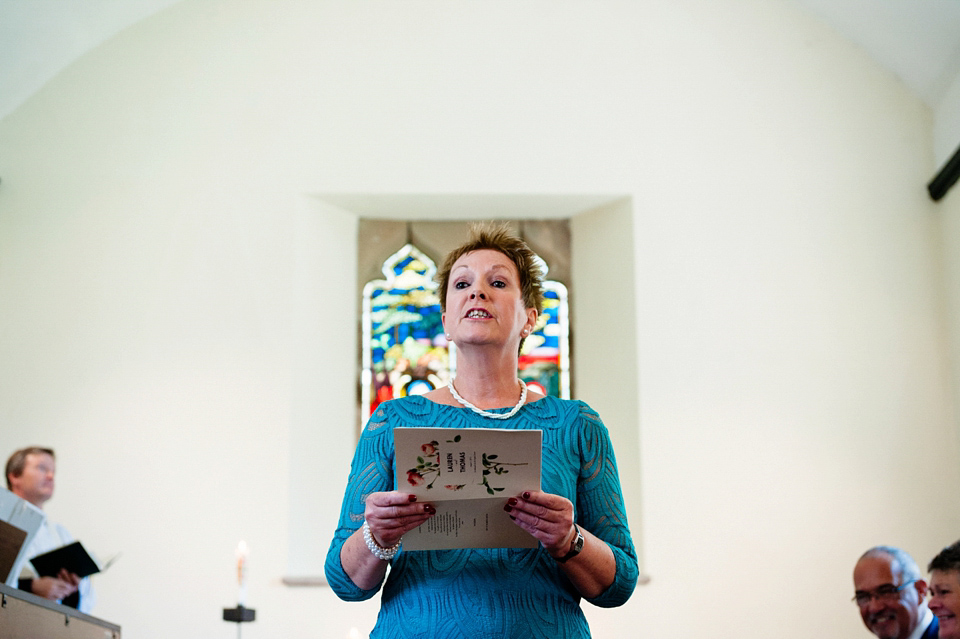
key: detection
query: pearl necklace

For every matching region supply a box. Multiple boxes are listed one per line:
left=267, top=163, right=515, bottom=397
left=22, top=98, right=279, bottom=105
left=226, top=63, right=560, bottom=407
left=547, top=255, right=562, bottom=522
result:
left=448, top=378, right=527, bottom=420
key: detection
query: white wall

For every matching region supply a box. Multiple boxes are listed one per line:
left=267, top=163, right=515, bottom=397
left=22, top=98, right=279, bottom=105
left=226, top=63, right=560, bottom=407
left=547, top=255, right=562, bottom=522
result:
left=569, top=198, right=644, bottom=581
left=938, top=179, right=960, bottom=495
left=934, top=71, right=960, bottom=167
left=1, top=1, right=958, bottom=637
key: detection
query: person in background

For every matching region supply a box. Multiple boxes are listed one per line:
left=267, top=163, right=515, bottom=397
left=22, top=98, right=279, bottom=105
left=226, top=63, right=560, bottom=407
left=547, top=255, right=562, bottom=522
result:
left=928, top=540, right=960, bottom=639
left=325, top=223, right=638, bottom=638
left=852, top=546, right=936, bottom=639
left=5, top=446, right=94, bottom=613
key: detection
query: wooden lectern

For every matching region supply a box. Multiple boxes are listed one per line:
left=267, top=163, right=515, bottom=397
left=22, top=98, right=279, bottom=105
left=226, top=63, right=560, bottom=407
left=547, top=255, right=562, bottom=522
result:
left=0, top=582, right=121, bottom=639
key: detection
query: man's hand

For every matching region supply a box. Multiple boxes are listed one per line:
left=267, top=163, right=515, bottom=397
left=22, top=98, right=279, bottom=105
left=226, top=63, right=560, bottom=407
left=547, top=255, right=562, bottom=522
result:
left=31, top=574, right=79, bottom=601
left=57, top=568, right=81, bottom=588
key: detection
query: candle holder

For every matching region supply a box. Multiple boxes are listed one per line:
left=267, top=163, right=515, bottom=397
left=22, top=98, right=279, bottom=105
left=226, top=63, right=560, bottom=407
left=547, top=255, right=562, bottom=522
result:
left=222, top=605, right=256, bottom=622
left=223, top=605, right=256, bottom=639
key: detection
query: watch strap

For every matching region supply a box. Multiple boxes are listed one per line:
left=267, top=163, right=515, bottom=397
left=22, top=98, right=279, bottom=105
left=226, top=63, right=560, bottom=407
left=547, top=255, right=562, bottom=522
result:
left=555, top=524, right=584, bottom=563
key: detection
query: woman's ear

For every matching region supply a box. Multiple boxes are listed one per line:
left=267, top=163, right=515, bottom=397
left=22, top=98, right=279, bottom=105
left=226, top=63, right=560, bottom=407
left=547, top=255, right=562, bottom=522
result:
left=525, top=308, right=538, bottom=334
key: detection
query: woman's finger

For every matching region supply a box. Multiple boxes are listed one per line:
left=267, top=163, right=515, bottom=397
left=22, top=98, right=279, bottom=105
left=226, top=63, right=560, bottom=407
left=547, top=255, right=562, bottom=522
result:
left=504, top=491, right=575, bottom=551
left=363, top=490, right=436, bottom=546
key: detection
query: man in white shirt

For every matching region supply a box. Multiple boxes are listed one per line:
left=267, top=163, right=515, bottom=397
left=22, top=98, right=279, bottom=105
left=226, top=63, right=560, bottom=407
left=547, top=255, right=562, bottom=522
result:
left=853, top=546, right=938, bottom=639
left=5, top=446, right=94, bottom=613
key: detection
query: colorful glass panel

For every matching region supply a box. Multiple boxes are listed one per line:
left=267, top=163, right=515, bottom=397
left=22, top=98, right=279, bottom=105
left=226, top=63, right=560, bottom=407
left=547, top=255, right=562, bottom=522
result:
left=518, top=277, right=569, bottom=399
left=361, top=244, right=449, bottom=420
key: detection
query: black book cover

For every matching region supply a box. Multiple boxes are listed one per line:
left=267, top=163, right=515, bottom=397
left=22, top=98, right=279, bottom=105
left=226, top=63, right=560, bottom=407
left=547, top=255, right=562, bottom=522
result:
left=29, top=541, right=100, bottom=578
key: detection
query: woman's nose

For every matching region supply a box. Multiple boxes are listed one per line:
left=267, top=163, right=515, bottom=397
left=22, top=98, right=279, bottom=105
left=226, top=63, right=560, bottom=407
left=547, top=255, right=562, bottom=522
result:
left=470, top=290, right=486, bottom=299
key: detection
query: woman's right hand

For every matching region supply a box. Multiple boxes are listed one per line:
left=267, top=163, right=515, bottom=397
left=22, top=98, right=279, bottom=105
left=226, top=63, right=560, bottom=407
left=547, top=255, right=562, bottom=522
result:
left=363, top=491, right=436, bottom=548
left=342, top=491, right=436, bottom=589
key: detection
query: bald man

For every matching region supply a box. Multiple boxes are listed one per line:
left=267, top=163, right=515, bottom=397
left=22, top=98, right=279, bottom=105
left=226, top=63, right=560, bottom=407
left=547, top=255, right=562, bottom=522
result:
left=853, top=546, right=936, bottom=639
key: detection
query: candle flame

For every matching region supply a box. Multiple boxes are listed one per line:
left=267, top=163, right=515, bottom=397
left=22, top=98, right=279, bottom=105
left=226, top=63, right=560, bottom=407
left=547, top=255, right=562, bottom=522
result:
left=236, top=541, right=248, bottom=586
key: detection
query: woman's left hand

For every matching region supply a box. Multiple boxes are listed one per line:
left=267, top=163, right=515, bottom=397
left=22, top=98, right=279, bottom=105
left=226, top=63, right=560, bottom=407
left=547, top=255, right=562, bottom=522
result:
left=504, top=490, right=577, bottom=558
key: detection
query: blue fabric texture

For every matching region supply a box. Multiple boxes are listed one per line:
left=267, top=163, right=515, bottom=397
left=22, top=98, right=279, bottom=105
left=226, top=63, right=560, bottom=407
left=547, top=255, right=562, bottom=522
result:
left=325, top=395, right=639, bottom=638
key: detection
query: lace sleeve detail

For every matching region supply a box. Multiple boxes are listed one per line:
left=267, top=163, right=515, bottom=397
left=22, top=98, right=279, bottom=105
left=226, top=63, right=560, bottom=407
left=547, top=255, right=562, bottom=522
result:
left=324, top=404, right=397, bottom=600
left=574, top=402, right=639, bottom=608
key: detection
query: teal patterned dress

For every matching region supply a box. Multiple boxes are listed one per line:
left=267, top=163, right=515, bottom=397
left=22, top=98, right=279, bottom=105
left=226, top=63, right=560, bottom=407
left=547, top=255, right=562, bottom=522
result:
left=325, top=395, right=638, bottom=638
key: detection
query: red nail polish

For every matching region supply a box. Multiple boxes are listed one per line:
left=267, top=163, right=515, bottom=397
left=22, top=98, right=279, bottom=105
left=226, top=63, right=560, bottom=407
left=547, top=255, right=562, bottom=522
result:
left=408, top=494, right=418, bottom=502
left=507, top=498, right=518, bottom=506
left=503, top=504, right=512, bottom=513
left=424, top=504, right=436, bottom=515
left=522, top=492, right=530, bottom=500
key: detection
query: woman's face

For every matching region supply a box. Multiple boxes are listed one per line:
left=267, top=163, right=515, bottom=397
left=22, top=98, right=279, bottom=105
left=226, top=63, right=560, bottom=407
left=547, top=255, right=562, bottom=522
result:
left=442, top=249, right=536, bottom=350
left=930, top=569, right=960, bottom=639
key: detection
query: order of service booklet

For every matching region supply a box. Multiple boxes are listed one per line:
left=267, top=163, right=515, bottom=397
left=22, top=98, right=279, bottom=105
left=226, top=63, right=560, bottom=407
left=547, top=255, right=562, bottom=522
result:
left=394, top=427, right=542, bottom=551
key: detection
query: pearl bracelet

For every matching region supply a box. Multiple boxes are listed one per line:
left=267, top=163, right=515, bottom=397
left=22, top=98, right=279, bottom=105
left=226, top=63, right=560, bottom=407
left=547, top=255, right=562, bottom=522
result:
left=362, top=521, right=401, bottom=561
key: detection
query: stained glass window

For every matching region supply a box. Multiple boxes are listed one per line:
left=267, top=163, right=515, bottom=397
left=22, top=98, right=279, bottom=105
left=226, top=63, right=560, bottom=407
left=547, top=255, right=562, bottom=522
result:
left=519, top=271, right=569, bottom=399
left=361, top=244, right=569, bottom=421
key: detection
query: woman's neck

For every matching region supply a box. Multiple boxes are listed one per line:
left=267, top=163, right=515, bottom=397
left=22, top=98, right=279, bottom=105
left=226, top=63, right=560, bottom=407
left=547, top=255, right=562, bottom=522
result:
left=446, top=347, right=522, bottom=409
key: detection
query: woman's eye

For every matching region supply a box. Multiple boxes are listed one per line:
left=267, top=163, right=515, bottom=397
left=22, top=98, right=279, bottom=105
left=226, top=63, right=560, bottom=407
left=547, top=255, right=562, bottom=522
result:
left=454, top=281, right=469, bottom=289
left=492, top=280, right=506, bottom=288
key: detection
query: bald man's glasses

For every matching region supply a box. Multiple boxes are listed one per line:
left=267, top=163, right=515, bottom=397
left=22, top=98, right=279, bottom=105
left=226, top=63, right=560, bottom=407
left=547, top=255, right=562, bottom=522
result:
left=853, top=579, right=917, bottom=606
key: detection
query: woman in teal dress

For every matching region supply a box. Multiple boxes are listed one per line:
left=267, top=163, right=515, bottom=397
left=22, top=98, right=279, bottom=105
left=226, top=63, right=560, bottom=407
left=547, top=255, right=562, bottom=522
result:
left=325, top=224, right=638, bottom=637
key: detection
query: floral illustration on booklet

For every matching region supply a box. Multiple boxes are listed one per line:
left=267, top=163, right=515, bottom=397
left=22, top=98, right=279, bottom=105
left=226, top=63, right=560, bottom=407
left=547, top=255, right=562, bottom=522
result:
left=406, top=435, right=528, bottom=494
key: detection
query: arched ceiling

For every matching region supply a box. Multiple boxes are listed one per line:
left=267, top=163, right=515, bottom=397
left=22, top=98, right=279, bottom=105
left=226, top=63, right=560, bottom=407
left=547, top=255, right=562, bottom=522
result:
left=792, top=0, right=960, bottom=107
left=0, top=0, right=183, bottom=121
left=1, top=0, right=959, bottom=122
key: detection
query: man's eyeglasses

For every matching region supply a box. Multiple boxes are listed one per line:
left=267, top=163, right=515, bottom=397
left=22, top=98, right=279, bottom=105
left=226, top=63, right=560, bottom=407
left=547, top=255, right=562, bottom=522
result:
left=853, top=580, right=918, bottom=606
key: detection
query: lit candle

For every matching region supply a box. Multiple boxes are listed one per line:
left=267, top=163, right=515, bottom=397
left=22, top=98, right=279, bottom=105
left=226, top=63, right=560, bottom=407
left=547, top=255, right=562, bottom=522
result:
left=236, top=541, right=249, bottom=607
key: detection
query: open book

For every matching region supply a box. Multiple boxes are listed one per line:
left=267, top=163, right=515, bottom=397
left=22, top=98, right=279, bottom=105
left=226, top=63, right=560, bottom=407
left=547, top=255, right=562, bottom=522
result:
left=394, top=427, right=542, bottom=550
left=30, top=541, right=119, bottom=579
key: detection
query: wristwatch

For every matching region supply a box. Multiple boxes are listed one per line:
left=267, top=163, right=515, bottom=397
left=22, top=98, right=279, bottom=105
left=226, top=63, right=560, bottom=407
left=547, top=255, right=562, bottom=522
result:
left=555, top=524, right=584, bottom=563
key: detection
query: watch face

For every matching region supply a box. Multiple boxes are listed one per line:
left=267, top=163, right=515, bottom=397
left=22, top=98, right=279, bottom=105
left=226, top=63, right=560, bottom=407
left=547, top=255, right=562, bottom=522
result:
left=557, top=525, right=584, bottom=562
left=572, top=528, right=584, bottom=553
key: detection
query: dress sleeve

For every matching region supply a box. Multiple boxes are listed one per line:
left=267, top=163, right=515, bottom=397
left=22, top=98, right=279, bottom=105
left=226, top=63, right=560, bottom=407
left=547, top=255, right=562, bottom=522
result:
left=574, top=402, right=640, bottom=608
left=324, top=404, right=396, bottom=601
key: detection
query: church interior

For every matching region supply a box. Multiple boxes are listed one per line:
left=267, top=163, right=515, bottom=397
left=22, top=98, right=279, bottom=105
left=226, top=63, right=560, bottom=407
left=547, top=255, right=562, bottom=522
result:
left=2, top=1, right=960, bottom=637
